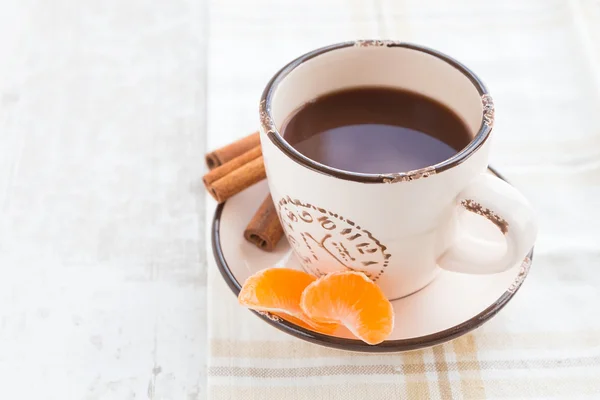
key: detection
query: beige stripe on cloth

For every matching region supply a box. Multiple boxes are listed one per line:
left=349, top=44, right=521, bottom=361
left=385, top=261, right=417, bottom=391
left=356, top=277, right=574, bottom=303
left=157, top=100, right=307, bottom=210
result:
left=206, top=0, right=600, bottom=398
left=210, top=347, right=600, bottom=376
left=210, top=331, right=600, bottom=358
left=453, top=334, right=486, bottom=399
left=210, top=379, right=600, bottom=400
left=432, top=345, right=454, bottom=399
left=211, top=384, right=407, bottom=400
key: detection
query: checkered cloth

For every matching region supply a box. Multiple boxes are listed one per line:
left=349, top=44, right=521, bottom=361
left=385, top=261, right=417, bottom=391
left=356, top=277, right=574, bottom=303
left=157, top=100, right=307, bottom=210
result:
left=206, top=0, right=600, bottom=398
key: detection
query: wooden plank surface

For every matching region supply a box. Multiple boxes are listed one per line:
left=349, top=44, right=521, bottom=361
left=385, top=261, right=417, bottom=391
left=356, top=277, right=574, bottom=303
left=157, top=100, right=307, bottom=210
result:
left=0, top=0, right=208, bottom=398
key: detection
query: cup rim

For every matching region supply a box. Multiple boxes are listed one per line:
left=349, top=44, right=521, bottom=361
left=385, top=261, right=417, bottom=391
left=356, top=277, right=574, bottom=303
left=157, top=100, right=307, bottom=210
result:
left=260, top=40, right=494, bottom=184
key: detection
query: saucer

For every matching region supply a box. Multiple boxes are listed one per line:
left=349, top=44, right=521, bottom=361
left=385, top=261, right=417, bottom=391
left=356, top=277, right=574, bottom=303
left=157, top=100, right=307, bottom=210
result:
left=211, top=167, right=534, bottom=353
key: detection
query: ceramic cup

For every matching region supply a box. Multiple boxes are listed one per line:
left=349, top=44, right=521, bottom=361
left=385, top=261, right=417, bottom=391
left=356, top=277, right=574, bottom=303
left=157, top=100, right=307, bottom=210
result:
left=258, top=41, right=538, bottom=300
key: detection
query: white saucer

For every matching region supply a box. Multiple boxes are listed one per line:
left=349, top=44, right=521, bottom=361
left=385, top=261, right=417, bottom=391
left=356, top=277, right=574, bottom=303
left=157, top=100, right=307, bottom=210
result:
left=212, top=167, right=533, bottom=352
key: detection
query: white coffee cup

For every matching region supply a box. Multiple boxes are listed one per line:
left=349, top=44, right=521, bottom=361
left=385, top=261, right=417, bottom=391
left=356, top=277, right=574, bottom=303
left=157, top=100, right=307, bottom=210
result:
left=258, top=41, right=538, bottom=300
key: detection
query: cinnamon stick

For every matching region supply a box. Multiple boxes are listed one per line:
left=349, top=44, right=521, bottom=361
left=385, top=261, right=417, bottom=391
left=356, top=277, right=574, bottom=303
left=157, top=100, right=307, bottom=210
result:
left=203, top=146, right=262, bottom=187
left=244, top=195, right=284, bottom=251
left=203, top=146, right=266, bottom=203
left=205, top=131, right=260, bottom=170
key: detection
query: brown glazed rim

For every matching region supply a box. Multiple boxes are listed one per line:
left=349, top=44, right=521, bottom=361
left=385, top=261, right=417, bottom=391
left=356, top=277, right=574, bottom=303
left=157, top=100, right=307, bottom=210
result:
left=211, top=167, right=535, bottom=353
left=260, top=40, right=494, bottom=183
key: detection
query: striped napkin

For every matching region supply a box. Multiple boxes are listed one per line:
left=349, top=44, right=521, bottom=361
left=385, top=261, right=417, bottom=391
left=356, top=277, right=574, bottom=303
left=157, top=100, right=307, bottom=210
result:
left=206, top=0, right=600, bottom=398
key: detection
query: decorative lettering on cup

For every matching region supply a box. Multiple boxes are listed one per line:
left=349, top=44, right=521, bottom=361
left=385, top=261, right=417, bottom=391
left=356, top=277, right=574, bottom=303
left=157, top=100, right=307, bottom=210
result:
left=277, top=196, right=391, bottom=281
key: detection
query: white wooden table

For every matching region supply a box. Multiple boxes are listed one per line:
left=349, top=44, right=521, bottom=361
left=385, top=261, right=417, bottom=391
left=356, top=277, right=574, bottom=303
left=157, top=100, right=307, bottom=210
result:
left=0, top=0, right=208, bottom=398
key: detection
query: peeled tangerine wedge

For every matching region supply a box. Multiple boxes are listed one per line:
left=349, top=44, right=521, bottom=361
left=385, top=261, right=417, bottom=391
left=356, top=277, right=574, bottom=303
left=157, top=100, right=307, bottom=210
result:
left=238, top=268, right=338, bottom=335
left=300, top=271, right=394, bottom=345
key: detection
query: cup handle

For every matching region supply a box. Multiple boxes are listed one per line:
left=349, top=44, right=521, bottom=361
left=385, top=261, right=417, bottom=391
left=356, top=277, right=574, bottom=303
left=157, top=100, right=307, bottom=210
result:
left=437, top=173, right=538, bottom=274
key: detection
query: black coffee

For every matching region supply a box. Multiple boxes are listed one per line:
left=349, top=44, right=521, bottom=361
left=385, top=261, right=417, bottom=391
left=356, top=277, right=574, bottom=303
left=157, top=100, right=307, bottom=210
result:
left=281, top=87, right=472, bottom=173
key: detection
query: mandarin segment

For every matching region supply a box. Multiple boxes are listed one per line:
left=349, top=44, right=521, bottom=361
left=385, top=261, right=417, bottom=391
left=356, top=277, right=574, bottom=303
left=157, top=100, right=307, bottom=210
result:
left=238, top=268, right=314, bottom=313
left=300, top=271, right=394, bottom=345
left=273, top=313, right=339, bottom=335
left=238, top=268, right=338, bottom=333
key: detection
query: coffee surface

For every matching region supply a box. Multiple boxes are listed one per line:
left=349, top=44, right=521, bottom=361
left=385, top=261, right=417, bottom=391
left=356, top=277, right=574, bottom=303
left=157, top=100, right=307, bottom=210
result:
left=281, top=87, right=472, bottom=174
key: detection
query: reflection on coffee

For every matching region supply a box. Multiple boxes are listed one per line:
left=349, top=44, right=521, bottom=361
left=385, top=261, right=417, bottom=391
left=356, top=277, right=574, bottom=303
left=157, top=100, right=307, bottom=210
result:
left=281, top=87, right=472, bottom=174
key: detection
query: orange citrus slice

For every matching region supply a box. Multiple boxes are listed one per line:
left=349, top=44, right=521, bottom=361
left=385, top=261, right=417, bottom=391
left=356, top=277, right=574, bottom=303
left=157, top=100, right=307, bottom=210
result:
left=300, top=271, right=394, bottom=345
left=238, top=268, right=338, bottom=334
left=273, top=313, right=339, bottom=335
